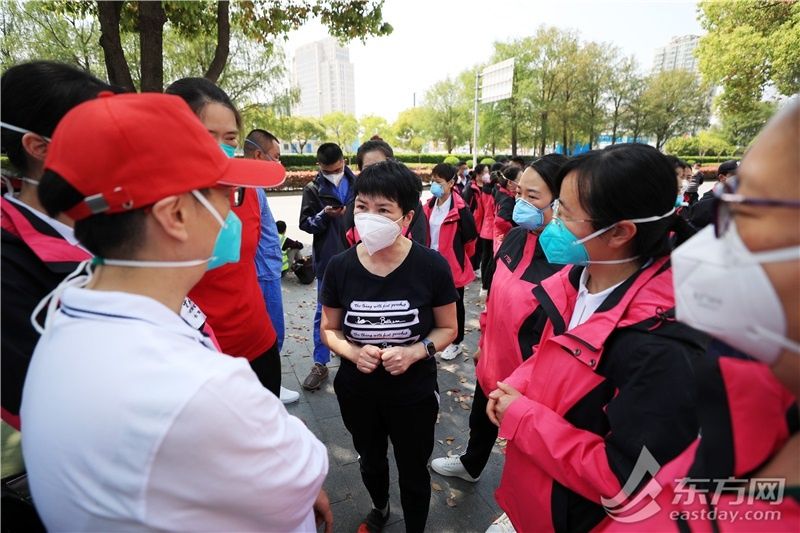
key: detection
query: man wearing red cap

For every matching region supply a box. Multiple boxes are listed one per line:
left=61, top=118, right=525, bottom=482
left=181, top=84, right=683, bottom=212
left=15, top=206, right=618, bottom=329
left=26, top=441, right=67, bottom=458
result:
left=20, top=93, right=332, bottom=532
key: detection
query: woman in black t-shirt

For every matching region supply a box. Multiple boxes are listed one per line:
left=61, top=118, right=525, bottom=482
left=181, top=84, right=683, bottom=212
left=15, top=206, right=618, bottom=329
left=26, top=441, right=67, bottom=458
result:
left=320, top=160, right=458, bottom=533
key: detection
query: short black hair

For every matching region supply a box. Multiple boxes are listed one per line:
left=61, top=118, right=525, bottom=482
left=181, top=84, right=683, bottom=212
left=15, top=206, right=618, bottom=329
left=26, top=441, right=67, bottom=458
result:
left=244, top=129, right=279, bottom=155
left=558, top=143, right=694, bottom=260
left=317, top=142, right=344, bottom=165
left=431, top=163, right=456, bottom=183
left=510, top=156, right=526, bottom=167
left=355, top=139, right=394, bottom=170
left=474, top=163, right=488, bottom=175
left=457, top=161, right=467, bottom=168
left=490, top=162, right=505, bottom=173
left=354, top=160, right=420, bottom=214
left=276, top=220, right=287, bottom=234
left=1, top=61, right=124, bottom=174
left=165, top=77, right=242, bottom=130
left=38, top=170, right=146, bottom=258
left=664, top=155, right=682, bottom=171
left=528, top=153, right=569, bottom=197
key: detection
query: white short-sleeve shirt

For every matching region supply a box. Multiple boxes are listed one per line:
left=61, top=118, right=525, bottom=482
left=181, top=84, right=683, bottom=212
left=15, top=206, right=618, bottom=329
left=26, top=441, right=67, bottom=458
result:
left=21, top=287, right=328, bottom=532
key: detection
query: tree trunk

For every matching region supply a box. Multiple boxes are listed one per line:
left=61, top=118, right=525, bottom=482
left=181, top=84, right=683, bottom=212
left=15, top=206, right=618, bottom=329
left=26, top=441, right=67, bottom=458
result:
left=562, top=123, right=568, bottom=155
left=539, top=112, right=548, bottom=156
left=97, top=1, right=135, bottom=91
left=205, top=1, right=230, bottom=83
left=138, top=1, right=166, bottom=92
left=611, top=114, right=618, bottom=145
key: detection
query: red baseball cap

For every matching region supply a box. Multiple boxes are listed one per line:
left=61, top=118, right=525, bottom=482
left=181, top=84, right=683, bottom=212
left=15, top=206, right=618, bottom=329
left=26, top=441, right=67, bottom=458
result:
left=44, top=92, right=285, bottom=220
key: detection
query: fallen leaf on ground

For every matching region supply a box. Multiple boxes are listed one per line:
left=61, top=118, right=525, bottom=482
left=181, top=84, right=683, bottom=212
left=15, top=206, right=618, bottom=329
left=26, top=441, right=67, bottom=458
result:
left=432, top=482, right=443, bottom=492
left=447, top=496, right=458, bottom=507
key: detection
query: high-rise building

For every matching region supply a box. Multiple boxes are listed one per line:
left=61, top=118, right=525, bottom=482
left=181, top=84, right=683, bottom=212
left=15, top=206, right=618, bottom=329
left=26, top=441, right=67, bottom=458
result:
left=292, top=38, right=355, bottom=117
left=651, top=35, right=700, bottom=73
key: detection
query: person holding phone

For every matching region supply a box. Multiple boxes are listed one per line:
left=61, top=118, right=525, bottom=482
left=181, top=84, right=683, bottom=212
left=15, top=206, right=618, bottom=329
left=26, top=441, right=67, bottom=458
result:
left=299, top=143, right=357, bottom=390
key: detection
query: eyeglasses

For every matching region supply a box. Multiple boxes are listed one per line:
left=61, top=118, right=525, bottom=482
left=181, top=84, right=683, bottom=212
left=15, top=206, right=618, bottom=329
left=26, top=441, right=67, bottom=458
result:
left=244, top=138, right=281, bottom=163
left=712, top=176, right=800, bottom=237
left=230, top=186, right=246, bottom=208
left=551, top=199, right=594, bottom=224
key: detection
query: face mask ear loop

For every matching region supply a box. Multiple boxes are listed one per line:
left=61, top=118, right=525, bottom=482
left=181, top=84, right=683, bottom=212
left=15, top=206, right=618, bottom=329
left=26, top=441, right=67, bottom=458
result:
left=751, top=325, right=800, bottom=355
left=191, top=190, right=226, bottom=227
left=31, top=260, right=94, bottom=335
left=1, top=175, right=14, bottom=193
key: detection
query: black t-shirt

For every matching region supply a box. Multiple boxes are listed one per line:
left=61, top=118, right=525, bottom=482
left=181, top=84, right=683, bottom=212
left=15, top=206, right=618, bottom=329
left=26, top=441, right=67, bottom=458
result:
left=320, top=242, right=458, bottom=404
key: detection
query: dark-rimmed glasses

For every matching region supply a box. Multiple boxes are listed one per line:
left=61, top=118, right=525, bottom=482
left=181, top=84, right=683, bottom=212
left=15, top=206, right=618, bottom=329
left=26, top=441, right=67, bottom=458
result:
left=712, top=176, right=800, bottom=237
left=230, top=187, right=246, bottom=208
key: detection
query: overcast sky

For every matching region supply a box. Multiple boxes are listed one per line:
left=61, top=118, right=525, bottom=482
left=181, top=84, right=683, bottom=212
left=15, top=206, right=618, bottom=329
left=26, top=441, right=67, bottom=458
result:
left=284, top=0, right=703, bottom=121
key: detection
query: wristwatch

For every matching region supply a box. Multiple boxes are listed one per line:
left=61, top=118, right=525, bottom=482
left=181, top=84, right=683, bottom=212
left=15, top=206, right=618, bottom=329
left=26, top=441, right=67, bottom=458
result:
left=422, top=338, right=436, bottom=359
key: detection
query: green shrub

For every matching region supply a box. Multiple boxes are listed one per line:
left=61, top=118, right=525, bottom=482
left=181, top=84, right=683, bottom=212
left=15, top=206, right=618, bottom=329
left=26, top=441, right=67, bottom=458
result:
left=480, top=157, right=496, bottom=165
left=442, top=155, right=461, bottom=165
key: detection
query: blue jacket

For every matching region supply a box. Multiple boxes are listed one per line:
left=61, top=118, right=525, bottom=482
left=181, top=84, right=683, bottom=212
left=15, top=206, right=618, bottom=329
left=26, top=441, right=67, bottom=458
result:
left=298, top=167, right=356, bottom=279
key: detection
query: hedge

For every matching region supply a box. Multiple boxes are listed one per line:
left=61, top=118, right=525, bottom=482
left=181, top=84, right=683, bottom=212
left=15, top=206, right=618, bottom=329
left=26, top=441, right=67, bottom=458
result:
left=279, top=153, right=519, bottom=168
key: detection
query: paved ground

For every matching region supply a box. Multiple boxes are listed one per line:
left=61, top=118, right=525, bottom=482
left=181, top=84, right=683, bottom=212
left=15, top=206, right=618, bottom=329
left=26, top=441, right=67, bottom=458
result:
left=278, top=271, right=503, bottom=533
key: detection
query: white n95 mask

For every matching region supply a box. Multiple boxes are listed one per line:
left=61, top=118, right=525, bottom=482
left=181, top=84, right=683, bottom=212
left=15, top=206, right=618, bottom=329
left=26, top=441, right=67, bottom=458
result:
left=354, top=212, right=403, bottom=255
left=672, top=223, right=800, bottom=364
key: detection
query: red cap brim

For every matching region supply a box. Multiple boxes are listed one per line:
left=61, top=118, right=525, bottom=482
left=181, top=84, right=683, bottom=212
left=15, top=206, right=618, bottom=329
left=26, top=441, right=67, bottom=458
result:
left=218, top=158, right=286, bottom=188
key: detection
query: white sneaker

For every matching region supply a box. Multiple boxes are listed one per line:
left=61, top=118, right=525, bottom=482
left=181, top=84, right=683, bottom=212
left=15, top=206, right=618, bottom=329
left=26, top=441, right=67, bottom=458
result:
left=485, top=513, right=515, bottom=533
left=440, top=344, right=463, bottom=360
left=279, top=386, right=300, bottom=404
left=430, top=455, right=479, bottom=482
left=474, top=268, right=482, bottom=279
left=479, top=288, right=488, bottom=304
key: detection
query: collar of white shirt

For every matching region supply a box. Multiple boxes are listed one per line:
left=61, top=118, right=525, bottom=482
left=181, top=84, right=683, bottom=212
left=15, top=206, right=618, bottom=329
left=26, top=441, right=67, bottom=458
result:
left=59, top=287, right=214, bottom=348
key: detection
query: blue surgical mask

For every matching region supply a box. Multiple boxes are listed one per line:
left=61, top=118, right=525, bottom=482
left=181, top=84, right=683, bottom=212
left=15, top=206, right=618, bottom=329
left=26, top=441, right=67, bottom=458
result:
left=220, top=143, right=236, bottom=158
left=93, top=190, right=242, bottom=271
left=674, top=194, right=684, bottom=208
left=539, top=201, right=677, bottom=265
left=192, top=190, right=242, bottom=270
left=430, top=182, right=445, bottom=198
left=512, top=197, right=546, bottom=231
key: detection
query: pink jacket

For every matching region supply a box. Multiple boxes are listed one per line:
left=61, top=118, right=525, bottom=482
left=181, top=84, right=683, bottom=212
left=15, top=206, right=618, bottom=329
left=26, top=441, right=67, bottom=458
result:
left=422, top=192, right=478, bottom=288
left=479, top=186, right=495, bottom=240
left=494, top=257, right=706, bottom=532
left=492, top=185, right=515, bottom=253
left=476, top=228, right=561, bottom=394
left=595, top=353, right=799, bottom=532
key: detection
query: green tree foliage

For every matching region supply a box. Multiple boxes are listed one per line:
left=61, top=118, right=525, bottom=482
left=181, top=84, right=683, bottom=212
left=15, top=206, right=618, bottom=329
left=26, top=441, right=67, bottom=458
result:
left=719, top=100, right=777, bottom=150
left=359, top=114, right=392, bottom=141
left=697, top=0, right=799, bottom=117
left=423, top=77, right=470, bottom=153
left=641, top=70, right=711, bottom=150
left=392, top=107, right=428, bottom=152
left=3, top=0, right=391, bottom=93
left=321, top=112, right=359, bottom=150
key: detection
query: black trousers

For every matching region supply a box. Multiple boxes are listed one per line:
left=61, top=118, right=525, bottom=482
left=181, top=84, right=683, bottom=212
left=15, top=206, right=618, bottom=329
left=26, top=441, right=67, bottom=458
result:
left=336, top=385, right=439, bottom=533
left=460, top=380, right=499, bottom=479
left=248, top=341, right=281, bottom=397
left=455, top=287, right=466, bottom=345
left=470, top=237, right=483, bottom=271
left=479, top=238, right=494, bottom=290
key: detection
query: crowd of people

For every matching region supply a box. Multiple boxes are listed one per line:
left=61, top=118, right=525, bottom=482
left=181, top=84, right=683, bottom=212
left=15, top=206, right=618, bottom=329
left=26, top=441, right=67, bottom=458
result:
left=1, top=59, right=798, bottom=533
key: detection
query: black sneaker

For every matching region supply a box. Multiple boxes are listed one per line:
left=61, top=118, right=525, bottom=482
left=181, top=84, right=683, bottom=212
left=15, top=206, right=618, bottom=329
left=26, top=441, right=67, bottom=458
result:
left=356, top=504, right=390, bottom=533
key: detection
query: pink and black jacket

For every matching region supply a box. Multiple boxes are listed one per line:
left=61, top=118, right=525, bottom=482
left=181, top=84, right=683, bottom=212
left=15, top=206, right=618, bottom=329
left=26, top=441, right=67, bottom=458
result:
left=479, top=184, right=496, bottom=241
left=597, top=343, right=799, bottom=532
left=495, top=257, right=708, bottom=532
left=476, top=227, right=562, bottom=395
left=1, top=197, right=91, bottom=430
left=422, top=192, right=478, bottom=289
left=461, top=179, right=485, bottom=236
left=492, top=185, right=516, bottom=253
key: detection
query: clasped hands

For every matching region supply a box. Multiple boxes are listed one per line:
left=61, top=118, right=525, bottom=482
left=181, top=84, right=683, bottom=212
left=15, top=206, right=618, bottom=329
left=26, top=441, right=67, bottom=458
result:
left=355, top=344, right=419, bottom=376
left=486, top=382, right=522, bottom=427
